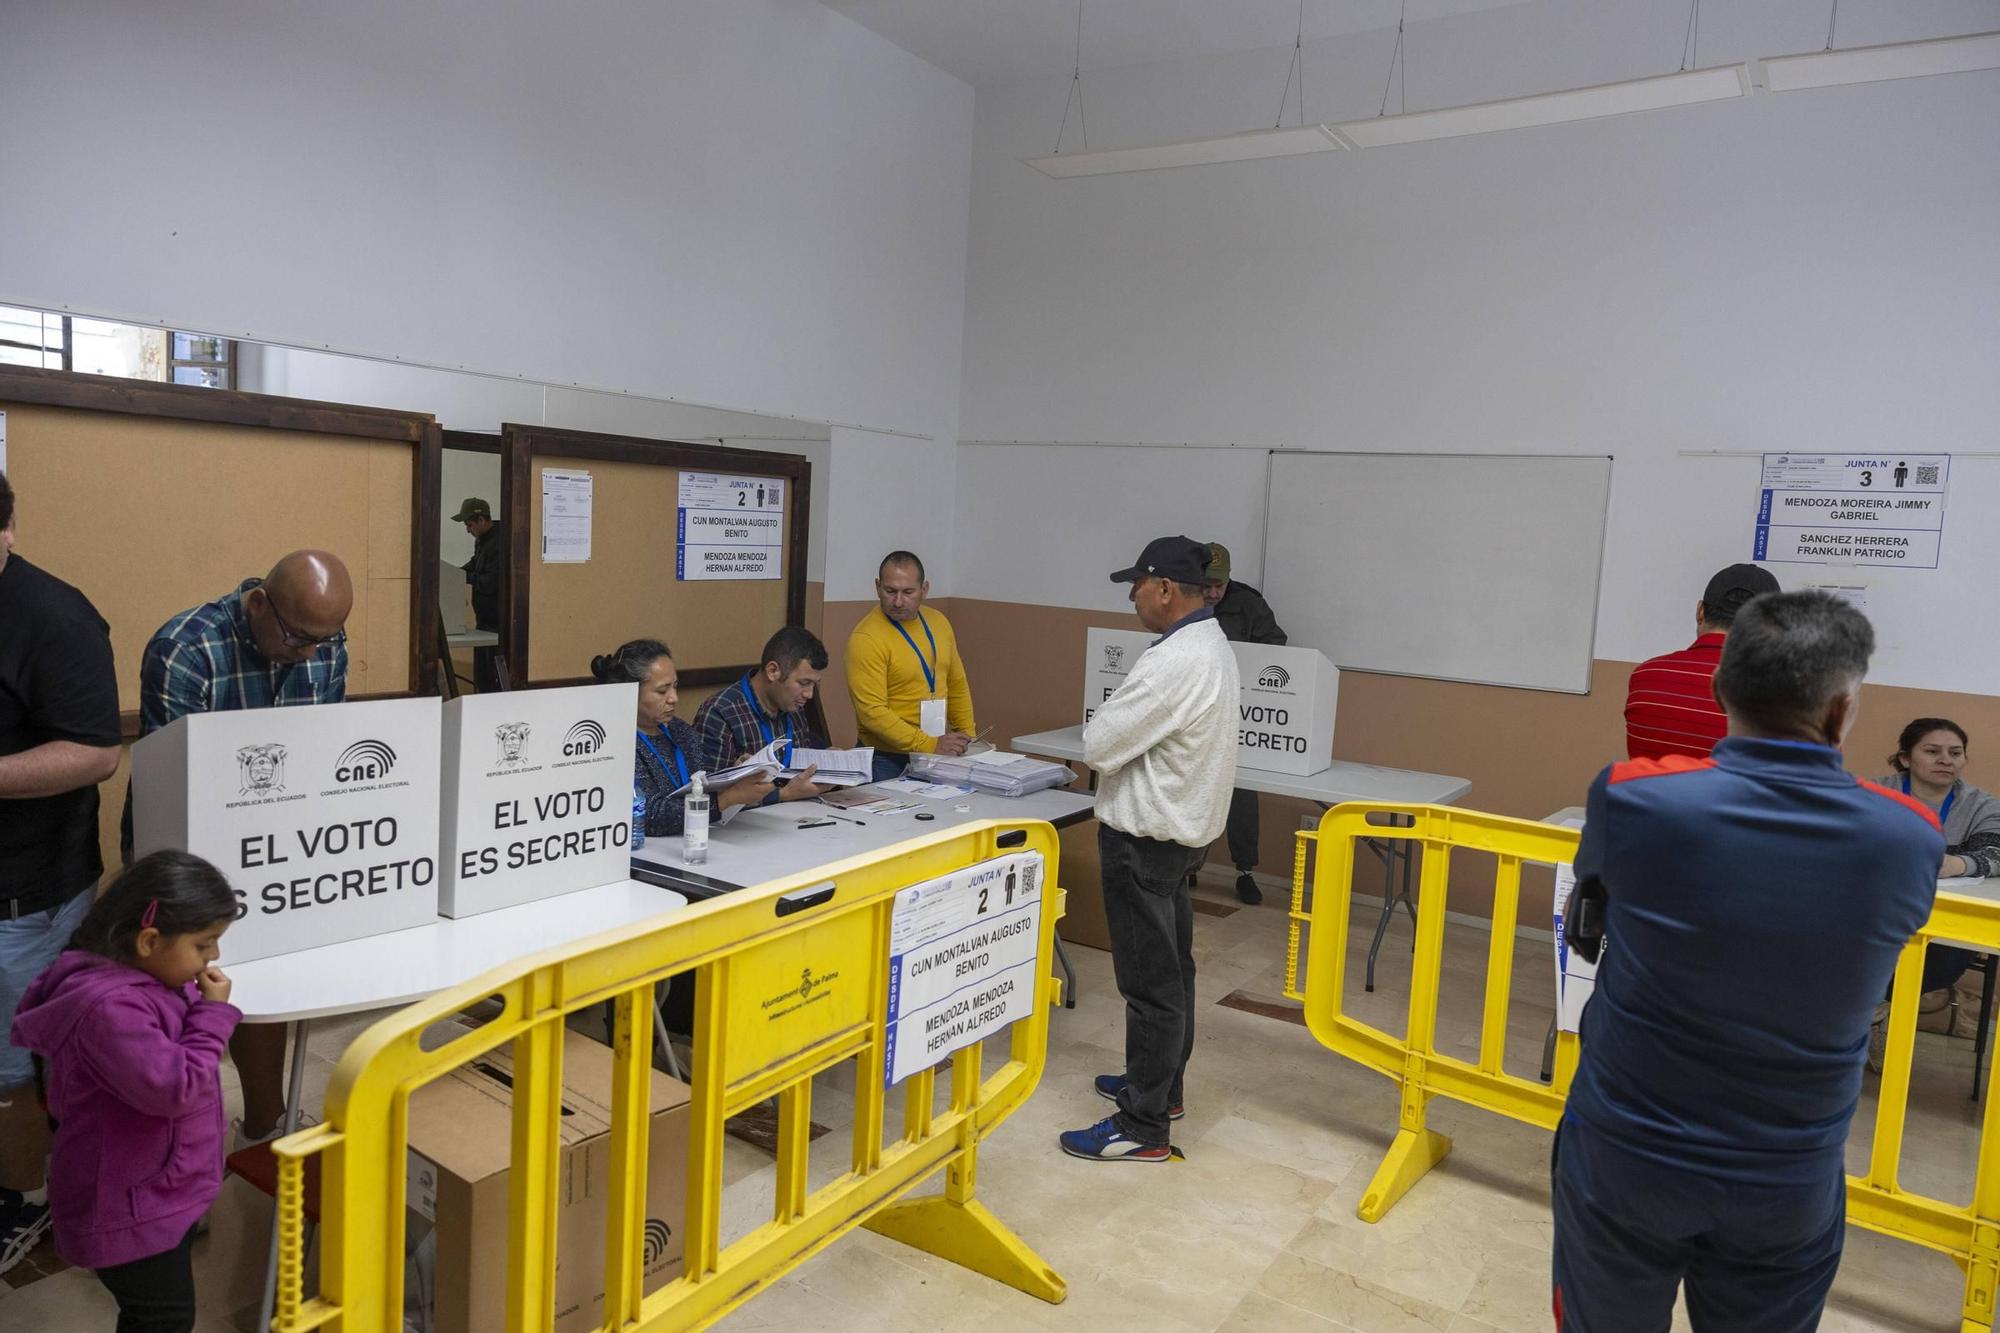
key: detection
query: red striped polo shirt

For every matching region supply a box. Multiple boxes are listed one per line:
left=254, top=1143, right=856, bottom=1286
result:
left=1623, top=632, right=1728, bottom=761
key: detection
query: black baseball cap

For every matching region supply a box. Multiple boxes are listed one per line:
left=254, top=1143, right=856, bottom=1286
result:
left=1703, top=562, right=1780, bottom=611
left=1110, top=535, right=1212, bottom=585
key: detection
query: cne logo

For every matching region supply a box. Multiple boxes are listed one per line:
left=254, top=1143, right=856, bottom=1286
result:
left=562, top=719, right=607, bottom=756
left=1258, top=664, right=1291, bottom=689
left=334, top=738, right=397, bottom=784
left=236, top=744, right=288, bottom=795
left=642, top=1218, right=673, bottom=1266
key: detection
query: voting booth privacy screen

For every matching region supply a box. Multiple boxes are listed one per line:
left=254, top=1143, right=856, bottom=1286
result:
left=1084, top=629, right=1337, bottom=777
left=439, top=682, right=639, bottom=917
left=132, top=698, right=443, bottom=965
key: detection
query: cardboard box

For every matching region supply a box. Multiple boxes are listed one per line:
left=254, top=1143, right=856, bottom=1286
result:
left=1055, top=819, right=1112, bottom=952
left=406, top=1025, right=689, bottom=1333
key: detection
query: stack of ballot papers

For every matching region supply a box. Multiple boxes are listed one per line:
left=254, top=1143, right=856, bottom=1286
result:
left=675, top=739, right=875, bottom=793
left=907, top=750, right=1074, bottom=797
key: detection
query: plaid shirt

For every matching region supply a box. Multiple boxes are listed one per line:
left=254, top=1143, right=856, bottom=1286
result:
left=139, top=578, right=348, bottom=736
left=692, top=674, right=822, bottom=770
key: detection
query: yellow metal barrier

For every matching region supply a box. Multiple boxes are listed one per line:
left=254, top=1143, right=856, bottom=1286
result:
left=1850, top=890, right=2000, bottom=1332
left=270, top=819, right=1067, bottom=1332
left=1282, top=803, right=1581, bottom=1222
left=1286, top=801, right=2000, bottom=1333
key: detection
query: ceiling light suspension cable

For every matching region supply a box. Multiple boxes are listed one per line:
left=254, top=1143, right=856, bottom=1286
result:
left=1054, top=0, right=1088, bottom=152
left=1275, top=0, right=1308, bottom=128
left=1379, top=0, right=1408, bottom=117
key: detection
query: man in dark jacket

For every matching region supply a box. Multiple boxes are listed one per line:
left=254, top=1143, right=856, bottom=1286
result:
left=1204, top=542, right=1286, bottom=903
left=454, top=497, right=503, bottom=692
left=1553, top=590, right=1940, bottom=1331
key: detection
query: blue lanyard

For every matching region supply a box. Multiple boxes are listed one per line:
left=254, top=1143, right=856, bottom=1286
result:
left=890, top=613, right=938, bottom=694
left=737, top=676, right=794, bottom=749
left=1903, top=773, right=1956, bottom=825
left=636, top=728, right=689, bottom=789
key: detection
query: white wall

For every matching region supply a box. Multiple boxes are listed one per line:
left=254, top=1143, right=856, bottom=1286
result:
left=826, top=427, right=961, bottom=601
left=0, top=0, right=971, bottom=583
left=954, top=444, right=1269, bottom=612
left=954, top=0, right=2000, bottom=693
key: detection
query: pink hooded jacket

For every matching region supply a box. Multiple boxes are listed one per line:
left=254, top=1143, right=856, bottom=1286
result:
left=9, top=951, right=241, bottom=1269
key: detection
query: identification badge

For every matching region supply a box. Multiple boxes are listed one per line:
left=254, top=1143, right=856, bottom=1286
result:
left=919, top=697, right=947, bottom=737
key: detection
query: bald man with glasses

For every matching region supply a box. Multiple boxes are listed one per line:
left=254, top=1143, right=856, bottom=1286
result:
left=128, top=549, right=353, bottom=1146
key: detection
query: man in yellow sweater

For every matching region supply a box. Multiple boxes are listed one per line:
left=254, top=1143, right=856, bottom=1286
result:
left=845, top=550, right=975, bottom=780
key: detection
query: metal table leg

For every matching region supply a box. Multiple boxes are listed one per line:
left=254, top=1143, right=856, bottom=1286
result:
left=259, top=1018, right=311, bottom=1333
left=1053, top=936, right=1077, bottom=1010
left=1363, top=814, right=1417, bottom=993
left=653, top=993, right=684, bottom=1081
left=1540, top=1016, right=1558, bottom=1084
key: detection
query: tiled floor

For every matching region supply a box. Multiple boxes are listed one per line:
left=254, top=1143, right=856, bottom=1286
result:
left=1, top=870, right=1978, bottom=1331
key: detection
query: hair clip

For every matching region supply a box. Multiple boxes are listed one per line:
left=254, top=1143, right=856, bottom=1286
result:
left=140, top=898, right=160, bottom=930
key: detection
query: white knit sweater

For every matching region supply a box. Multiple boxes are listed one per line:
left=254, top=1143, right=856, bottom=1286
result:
left=1084, top=616, right=1240, bottom=847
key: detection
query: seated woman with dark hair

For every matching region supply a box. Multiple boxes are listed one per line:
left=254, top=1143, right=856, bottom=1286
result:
left=1878, top=717, right=2000, bottom=995
left=592, top=638, right=773, bottom=837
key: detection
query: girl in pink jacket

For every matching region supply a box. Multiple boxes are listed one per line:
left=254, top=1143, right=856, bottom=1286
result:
left=10, top=850, right=240, bottom=1333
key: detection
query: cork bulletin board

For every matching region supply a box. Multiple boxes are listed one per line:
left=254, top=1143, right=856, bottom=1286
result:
left=0, top=365, right=441, bottom=864
left=500, top=424, right=810, bottom=690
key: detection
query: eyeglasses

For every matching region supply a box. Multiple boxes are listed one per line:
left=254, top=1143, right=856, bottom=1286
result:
left=263, top=592, right=347, bottom=650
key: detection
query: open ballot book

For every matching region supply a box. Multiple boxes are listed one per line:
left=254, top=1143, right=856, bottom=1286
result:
left=670, top=739, right=875, bottom=797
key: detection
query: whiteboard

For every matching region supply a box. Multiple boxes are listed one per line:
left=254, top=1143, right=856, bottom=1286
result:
left=1262, top=452, right=1612, bottom=693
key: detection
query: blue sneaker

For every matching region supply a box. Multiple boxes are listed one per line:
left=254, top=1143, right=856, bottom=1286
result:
left=1093, top=1073, right=1184, bottom=1120
left=1059, top=1115, right=1172, bottom=1163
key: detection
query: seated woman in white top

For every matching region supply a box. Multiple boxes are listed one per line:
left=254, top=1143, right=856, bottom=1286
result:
left=1878, top=717, right=2000, bottom=993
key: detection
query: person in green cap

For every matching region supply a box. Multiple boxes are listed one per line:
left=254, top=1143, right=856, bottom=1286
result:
left=1203, top=541, right=1287, bottom=904
left=453, top=498, right=503, bottom=691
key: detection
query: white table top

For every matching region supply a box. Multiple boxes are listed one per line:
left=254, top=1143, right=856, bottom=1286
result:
left=1011, top=725, right=1472, bottom=807
left=445, top=629, right=499, bottom=647
left=226, top=878, right=689, bottom=1024
left=631, top=783, right=1098, bottom=893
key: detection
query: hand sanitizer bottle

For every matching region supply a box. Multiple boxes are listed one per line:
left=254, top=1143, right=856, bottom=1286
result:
left=684, top=774, right=710, bottom=864
left=630, top=788, right=647, bottom=851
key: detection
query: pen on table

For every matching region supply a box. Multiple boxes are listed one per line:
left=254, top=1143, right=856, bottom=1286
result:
left=814, top=803, right=866, bottom=826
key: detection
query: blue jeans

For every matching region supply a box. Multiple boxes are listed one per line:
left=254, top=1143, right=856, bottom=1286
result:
left=1551, top=1117, right=1845, bottom=1333
left=871, top=752, right=909, bottom=783
left=1, top=888, right=93, bottom=1087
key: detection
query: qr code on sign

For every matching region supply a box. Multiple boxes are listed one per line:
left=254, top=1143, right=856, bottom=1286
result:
left=1916, top=465, right=1940, bottom=486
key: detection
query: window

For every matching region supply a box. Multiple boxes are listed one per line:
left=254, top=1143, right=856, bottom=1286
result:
left=0, top=305, right=233, bottom=388
left=0, top=308, right=68, bottom=369
left=170, top=331, right=233, bottom=388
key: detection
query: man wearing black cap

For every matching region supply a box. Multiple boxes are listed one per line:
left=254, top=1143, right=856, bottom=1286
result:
left=1623, top=562, right=1780, bottom=761
left=454, top=497, right=503, bottom=692
left=1060, top=536, right=1239, bottom=1163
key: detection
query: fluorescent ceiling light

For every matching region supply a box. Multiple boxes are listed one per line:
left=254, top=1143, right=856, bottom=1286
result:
left=1759, top=30, right=2000, bottom=93
left=1024, top=124, right=1344, bottom=178
left=1329, top=64, right=1750, bottom=148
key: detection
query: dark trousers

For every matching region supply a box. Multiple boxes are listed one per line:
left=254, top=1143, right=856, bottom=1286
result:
left=1099, top=825, right=1203, bottom=1146
left=95, top=1225, right=198, bottom=1333
left=871, top=751, right=908, bottom=783
left=1225, top=788, right=1259, bottom=872
left=471, top=601, right=500, bottom=693
left=1551, top=1118, right=1844, bottom=1333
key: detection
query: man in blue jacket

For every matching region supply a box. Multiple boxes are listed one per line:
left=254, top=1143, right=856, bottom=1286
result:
left=1554, top=590, right=1941, bottom=1332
